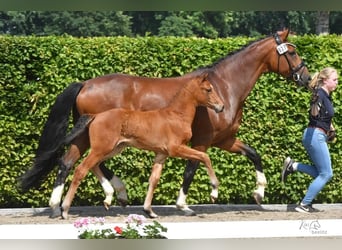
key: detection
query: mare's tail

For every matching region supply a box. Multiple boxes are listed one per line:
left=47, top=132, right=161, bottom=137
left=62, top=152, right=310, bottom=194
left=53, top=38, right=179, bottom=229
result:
left=19, top=82, right=84, bottom=191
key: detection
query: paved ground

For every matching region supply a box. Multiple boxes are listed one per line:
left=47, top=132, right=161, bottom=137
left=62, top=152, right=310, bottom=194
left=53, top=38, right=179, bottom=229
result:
left=1, top=203, right=342, bottom=224
left=1, top=204, right=342, bottom=239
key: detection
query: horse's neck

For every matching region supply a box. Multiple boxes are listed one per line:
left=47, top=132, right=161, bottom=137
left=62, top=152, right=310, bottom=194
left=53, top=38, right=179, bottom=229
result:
left=217, top=38, right=272, bottom=100
left=164, top=85, right=197, bottom=122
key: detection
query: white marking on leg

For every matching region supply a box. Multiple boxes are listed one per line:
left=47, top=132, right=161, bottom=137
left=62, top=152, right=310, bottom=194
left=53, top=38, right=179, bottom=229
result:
left=254, top=170, right=267, bottom=203
left=100, top=176, right=114, bottom=208
left=210, top=188, right=218, bottom=200
left=176, top=188, right=188, bottom=209
left=49, top=184, right=64, bottom=209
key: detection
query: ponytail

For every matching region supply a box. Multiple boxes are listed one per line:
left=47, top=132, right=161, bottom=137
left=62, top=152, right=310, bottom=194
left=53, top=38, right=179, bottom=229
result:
left=309, top=67, right=337, bottom=91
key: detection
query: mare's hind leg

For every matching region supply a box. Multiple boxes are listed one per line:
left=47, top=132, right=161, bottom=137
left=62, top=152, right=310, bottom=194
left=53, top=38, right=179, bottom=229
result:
left=143, top=154, right=167, bottom=218
left=92, top=164, right=128, bottom=210
left=49, top=132, right=89, bottom=218
left=216, top=138, right=267, bottom=204
left=99, top=163, right=128, bottom=208
left=49, top=132, right=127, bottom=218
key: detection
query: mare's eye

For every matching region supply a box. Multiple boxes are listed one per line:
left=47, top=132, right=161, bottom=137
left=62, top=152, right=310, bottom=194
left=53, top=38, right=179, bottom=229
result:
left=207, top=88, right=212, bottom=93
left=289, top=51, right=296, bottom=56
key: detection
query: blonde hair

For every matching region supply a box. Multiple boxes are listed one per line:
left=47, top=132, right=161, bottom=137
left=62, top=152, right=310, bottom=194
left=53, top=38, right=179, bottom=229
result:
left=309, top=67, right=337, bottom=90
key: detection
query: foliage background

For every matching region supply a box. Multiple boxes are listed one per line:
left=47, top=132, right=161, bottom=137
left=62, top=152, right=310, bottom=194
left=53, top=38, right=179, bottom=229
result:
left=0, top=34, right=341, bottom=208
left=0, top=11, right=341, bottom=37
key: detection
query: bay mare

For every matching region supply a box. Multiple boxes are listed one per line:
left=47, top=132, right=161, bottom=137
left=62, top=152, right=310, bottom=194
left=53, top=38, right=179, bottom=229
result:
left=60, top=73, right=224, bottom=219
left=19, top=29, right=311, bottom=217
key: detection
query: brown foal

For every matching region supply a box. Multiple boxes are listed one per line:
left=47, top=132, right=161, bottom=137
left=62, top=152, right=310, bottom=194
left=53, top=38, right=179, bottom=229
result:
left=60, top=73, right=224, bottom=219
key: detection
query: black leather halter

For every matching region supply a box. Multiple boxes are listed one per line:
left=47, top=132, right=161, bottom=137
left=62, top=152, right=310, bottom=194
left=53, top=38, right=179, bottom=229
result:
left=273, top=33, right=306, bottom=83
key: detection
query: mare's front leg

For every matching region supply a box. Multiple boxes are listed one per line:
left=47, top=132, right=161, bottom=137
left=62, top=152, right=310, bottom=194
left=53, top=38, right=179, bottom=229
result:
left=176, top=159, right=200, bottom=216
left=49, top=132, right=89, bottom=218
left=216, top=137, right=267, bottom=204
left=143, top=154, right=167, bottom=218
left=172, top=145, right=219, bottom=208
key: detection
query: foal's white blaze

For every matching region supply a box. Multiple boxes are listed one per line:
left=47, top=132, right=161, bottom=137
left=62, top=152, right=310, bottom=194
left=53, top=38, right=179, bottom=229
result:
left=49, top=184, right=64, bottom=208
left=110, top=175, right=128, bottom=202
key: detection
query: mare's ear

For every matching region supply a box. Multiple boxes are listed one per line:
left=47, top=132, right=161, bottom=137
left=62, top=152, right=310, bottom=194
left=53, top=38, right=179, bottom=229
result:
left=277, top=28, right=289, bottom=42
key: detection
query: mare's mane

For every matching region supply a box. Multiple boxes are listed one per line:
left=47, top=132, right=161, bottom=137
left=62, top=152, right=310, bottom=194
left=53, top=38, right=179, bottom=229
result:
left=194, top=35, right=269, bottom=74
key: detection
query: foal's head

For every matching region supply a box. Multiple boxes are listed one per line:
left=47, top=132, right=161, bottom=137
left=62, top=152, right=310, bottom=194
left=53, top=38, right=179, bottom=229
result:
left=190, top=73, right=224, bottom=113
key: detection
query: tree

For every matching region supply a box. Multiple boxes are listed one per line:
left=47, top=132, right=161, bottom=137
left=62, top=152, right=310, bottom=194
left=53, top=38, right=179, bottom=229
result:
left=158, top=14, right=194, bottom=37
left=0, top=11, right=133, bottom=37
left=315, top=11, right=330, bottom=35
left=330, top=11, right=342, bottom=34
left=0, top=11, right=341, bottom=37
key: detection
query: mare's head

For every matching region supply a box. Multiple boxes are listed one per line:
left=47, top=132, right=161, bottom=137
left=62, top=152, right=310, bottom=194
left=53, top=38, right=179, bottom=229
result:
left=190, top=73, right=224, bottom=113
left=268, top=29, right=311, bottom=87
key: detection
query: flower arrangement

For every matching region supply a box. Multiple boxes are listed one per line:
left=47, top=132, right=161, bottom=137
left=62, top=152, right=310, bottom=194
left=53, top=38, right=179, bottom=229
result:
left=74, top=214, right=168, bottom=239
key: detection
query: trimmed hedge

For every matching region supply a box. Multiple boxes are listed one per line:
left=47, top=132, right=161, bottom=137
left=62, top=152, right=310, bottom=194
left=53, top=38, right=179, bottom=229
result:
left=0, top=34, right=341, bottom=208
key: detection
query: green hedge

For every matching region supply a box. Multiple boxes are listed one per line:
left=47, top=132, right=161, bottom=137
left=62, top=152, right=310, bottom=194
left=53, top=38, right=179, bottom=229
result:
left=0, top=34, right=341, bottom=208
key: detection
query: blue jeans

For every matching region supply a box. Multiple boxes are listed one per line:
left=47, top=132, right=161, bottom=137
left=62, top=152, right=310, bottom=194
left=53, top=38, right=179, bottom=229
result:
left=297, top=127, right=333, bottom=205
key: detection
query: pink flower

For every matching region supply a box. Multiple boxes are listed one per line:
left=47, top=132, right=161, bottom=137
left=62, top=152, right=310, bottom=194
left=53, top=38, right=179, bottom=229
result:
left=73, top=217, right=90, bottom=228
left=125, top=214, right=146, bottom=225
left=73, top=217, right=105, bottom=228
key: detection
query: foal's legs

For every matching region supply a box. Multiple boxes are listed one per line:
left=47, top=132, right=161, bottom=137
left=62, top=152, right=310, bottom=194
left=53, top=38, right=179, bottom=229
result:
left=61, top=152, right=103, bottom=219
left=176, top=137, right=267, bottom=215
left=49, top=133, right=89, bottom=218
left=172, top=145, right=219, bottom=205
left=143, top=154, right=167, bottom=218
left=49, top=132, right=127, bottom=218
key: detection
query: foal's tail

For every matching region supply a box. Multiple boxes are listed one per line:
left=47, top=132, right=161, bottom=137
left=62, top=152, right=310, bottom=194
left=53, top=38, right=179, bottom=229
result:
left=19, top=82, right=84, bottom=191
left=64, top=114, right=94, bottom=146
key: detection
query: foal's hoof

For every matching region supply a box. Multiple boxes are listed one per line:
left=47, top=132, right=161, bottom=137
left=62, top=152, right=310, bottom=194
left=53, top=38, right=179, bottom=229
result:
left=143, top=209, right=158, bottom=219
left=104, top=201, right=110, bottom=211
left=60, top=207, right=69, bottom=220
left=253, top=191, right=263, bottom=205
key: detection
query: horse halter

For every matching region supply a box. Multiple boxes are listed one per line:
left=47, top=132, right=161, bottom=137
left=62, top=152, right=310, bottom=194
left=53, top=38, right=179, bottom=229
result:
left=273, top=33, right=306, bottom=83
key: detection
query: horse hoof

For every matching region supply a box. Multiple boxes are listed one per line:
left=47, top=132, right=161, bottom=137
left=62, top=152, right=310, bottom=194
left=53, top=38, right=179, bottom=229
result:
left=49, top=207, right=62, bottom=218
left=103, top=201, right=110, bottom=211
left=61, top=213, right=68, bottom=220
left=60, top=207, right=69, bottom=220
left=183, top=208, right=196, bottom=216
left=117, top=198, right=128, bottom=208
left=176, top=205, right=196, bottom=216
left=143, top=209, right=158, bottom=219
left=210, top=195, right=218, bottom=203
left=253, top=191, right=263, bottom=205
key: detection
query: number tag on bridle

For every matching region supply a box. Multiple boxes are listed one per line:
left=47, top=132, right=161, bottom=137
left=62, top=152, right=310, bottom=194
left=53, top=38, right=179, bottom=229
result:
left=276, top=43, right=288, bottom=55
